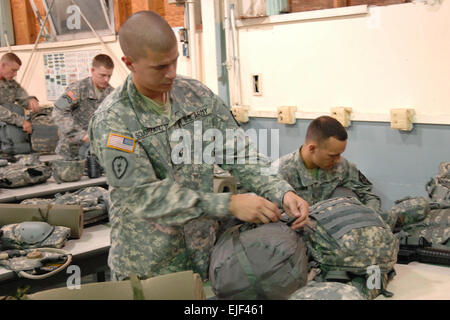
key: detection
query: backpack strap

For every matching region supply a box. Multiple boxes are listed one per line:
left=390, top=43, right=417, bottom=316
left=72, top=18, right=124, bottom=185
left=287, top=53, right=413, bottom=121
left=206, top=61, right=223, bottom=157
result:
left=231, top=225, right=268, bottom=299
left=310, top=199, right=385, bottom=240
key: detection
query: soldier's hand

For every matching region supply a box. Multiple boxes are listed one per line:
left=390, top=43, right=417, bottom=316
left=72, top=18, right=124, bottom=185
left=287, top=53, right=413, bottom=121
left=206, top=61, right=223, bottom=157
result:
left=28, top=98, right=40, bottom=113
left=282, top=191, right=309, bottom=230
left=22, top=120, right=32, bottom=134
left=228, top=193, right=282, bottom=224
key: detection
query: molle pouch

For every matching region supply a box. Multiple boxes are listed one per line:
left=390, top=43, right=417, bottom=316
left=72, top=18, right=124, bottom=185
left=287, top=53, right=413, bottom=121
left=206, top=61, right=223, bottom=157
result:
left=30, top=107, right=59, bottom=154
left=0, top=221, right=71, bottom=250
left=390, top=196, right=430, bottom=229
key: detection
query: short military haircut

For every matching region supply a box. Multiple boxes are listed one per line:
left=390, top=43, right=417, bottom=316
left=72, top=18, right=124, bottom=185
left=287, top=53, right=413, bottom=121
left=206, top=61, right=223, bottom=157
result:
left=1, top=52, right=22, bottom=65
left=92, top=54, right=114, bottom=69
left=305, top=116, right=348, bottom=144
left=118, top=11, right=177, bottom=60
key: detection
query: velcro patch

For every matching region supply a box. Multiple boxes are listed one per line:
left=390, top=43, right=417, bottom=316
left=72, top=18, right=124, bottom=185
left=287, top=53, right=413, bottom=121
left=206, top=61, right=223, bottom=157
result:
left=66, top=90, right=78, bottom=101
left=107, top=133, right=135, bottom=153
left=358, top=171, right=371, bottom=185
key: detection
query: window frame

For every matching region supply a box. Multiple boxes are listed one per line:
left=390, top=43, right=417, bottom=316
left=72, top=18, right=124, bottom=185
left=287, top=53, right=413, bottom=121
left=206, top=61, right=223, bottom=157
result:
left=42, top=0, right=115, bottom=42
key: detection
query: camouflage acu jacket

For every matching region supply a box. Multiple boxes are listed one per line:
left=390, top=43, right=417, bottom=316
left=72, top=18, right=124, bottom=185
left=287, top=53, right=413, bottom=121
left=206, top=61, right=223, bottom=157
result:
left=52, top=77, right=113, bottom=157
left=0, top=79, right=35, bottom=127
left=88, top=74, right=294, bottom=280
left=272, top=149, right=381, bottom=212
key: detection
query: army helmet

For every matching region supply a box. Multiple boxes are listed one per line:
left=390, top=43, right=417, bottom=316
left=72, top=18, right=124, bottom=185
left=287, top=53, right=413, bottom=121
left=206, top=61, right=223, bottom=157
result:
left=51, top=159, right=85, bottom=183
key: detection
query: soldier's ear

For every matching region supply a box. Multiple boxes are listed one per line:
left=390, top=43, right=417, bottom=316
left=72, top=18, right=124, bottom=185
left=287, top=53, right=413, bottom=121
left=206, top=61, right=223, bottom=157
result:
left=122, top=56, right=135, bottom=72
left=308, top=143, right=317, bottom=153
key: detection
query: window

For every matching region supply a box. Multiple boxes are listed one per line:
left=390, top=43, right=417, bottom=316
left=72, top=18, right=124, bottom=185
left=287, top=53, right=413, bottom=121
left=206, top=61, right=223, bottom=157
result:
left=43, top=0, right=115, bottom=41
left=289, top=0, right=410, bottom=13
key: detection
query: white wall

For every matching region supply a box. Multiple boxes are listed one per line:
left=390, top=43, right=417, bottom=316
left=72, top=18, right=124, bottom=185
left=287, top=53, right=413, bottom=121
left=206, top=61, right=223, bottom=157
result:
left=235, top=2, right=450, bottom=124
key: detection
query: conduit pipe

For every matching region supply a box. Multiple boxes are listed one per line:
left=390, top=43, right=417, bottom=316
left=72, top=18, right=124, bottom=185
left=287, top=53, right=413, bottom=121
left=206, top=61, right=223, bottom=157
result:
left=186, top=0, right=199, bottom=80
left=223, top=0, right=242, bottom=107
left=229, top=3, right=242, bottom=107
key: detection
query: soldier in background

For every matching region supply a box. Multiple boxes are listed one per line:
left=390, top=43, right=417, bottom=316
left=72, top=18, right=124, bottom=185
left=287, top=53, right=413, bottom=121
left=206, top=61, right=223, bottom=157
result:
left=272, top=115, right=381, bottom=212
left=52, top=54, right=114, bottom=159
left=89, top=11, right=310, bottom=281
left=0, top=53, right=40, bottom=135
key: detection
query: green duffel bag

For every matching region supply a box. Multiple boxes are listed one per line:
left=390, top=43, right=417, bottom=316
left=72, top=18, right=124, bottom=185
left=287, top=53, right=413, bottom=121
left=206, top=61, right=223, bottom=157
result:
left=209, top=221, right=308, bottom=300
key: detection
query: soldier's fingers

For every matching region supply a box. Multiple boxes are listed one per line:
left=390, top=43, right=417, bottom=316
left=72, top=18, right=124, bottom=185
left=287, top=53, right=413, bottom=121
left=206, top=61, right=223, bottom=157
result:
left=259, top=205, right=280, bottom=223
left=262, top=199, right=282, bottom=220
left=290, top=215, right=309, bottom=230
left=256, top=210, right=271, bottom=224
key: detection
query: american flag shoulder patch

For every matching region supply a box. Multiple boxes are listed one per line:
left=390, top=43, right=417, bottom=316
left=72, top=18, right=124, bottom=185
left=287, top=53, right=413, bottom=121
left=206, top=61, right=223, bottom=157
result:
left=66, top=90, right=78, bottom=101
left=107, top=133, right=135, bottom=153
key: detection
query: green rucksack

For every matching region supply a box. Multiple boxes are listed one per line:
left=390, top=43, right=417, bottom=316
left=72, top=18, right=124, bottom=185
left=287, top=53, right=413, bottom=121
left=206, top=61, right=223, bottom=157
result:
left=0, top=103, right=31, bottom=155
left=303, top=197, right=399, bottom=299
left=209, top=221, right=308, bottom=300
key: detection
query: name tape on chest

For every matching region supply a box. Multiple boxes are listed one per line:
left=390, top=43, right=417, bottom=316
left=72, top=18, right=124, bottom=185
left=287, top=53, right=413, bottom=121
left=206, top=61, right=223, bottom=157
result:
left=107, top=133, right=135, bottom=153
left=135, top=108, right=210, bottom=140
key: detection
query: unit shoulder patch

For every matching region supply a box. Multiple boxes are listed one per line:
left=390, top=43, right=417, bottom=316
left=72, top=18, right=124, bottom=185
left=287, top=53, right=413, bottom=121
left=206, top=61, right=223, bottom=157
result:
left=112, top=156, right=128, bottom=179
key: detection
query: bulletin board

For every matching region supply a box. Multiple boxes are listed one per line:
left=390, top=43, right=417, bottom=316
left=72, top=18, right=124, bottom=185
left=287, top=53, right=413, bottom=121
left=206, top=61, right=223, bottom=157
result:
left=43, top=49, right=100, bottom=100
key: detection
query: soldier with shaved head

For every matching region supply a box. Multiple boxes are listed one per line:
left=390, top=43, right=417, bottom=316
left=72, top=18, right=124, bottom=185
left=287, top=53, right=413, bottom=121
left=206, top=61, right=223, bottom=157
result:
left=272, top=115, right=381, bottom=212
left=88, top=11, right=310, bottom=281
left=52, top=54, right=114, bottom=159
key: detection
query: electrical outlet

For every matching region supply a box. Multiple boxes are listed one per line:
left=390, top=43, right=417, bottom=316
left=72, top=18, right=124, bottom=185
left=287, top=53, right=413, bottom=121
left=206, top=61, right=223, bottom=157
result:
left=277, top=106, right=297, bottom=124
left=252, top=74, right=263, bottom=96
left=231, top=106, right=250, bottom=123
left=390, top=108, right=415, bottom=131
left=330, top=107, right=352, bottom=128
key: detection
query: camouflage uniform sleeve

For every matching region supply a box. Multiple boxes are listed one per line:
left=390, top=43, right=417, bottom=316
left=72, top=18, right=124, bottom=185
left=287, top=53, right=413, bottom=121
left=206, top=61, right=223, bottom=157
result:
left=52, top=85, right=85, bottom=142
left=0, top=104, right=25, bottom=127
left=214, top=99, right=294, bottom=208
left=341, top=161, right=382, bottom=212
left=88, top=114, right=231, bottom=226
left=271, top=154, right=299, bottom=192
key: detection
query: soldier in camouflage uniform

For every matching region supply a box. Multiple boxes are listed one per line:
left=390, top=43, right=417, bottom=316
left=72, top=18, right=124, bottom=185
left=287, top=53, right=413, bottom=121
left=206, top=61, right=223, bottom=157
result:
left=272, top=116, right=381, bottom=212
left=88, top=11, right=310, bottom=281
left=52, top=54, right=114, bottom=159
left=0, top=53, right=40, bottom=136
